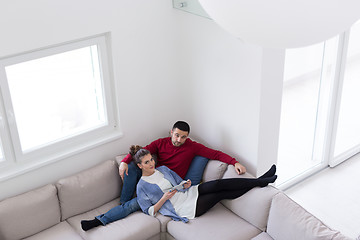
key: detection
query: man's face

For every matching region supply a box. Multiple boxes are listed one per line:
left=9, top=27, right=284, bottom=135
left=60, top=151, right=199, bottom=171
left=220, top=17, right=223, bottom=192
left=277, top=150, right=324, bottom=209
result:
left=171, top=128, right=189, bottom=147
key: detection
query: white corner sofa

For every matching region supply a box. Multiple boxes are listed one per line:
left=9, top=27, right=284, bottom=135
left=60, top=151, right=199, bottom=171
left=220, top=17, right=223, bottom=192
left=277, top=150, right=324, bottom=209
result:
left=0, top=155, right=353, bottom=240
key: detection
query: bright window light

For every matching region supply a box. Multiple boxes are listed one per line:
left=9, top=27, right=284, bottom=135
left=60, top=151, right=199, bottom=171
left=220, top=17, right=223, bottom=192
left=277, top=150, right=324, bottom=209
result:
left=5, top=45, right=106, bottom=152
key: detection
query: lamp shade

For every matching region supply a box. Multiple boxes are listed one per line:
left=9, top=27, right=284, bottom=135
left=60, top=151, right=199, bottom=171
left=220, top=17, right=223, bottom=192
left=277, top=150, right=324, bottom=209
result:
left=198, top=0, right=360, bottom=48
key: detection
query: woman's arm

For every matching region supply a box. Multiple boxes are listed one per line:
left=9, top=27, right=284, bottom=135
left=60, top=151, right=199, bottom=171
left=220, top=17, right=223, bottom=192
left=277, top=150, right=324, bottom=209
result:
left=137, top=179, right=178, bottom=216
left=137, top=182, right=157, bottom=215
left=153, top=190, right=177, bottom=214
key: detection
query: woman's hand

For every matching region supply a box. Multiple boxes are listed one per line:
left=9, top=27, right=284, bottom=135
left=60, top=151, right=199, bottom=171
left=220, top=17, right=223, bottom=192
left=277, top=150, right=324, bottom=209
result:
left=162, top=190, right=177, bottom=200
left=152, top=190, right=176, bottom=215
left=183, top=179, right=191, bottom=189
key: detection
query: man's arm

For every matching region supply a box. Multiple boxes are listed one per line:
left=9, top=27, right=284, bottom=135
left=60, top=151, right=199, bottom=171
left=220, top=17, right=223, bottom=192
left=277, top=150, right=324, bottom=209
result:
left=192, top=140, right=247, bottom=174
left=119, top=161, right=129, bottom=180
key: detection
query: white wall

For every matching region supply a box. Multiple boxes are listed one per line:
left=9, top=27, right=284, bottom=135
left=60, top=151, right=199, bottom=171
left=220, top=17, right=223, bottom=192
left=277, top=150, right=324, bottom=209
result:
left=173, top=12, right=262, bottom=174
left=0, top=1, right=285, bottom=200
left=257, top=48, right=285, bottom=176
left=172, top=11, right=284, bottom=175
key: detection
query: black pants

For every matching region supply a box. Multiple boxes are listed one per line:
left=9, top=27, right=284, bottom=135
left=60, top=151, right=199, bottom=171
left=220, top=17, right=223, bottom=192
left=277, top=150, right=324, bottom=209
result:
left=194, top=177, right=272, bottom=217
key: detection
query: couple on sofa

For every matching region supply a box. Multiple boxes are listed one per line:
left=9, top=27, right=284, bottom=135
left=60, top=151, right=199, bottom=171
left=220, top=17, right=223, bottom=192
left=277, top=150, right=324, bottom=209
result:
left=81, top=121, right=277, bottom=231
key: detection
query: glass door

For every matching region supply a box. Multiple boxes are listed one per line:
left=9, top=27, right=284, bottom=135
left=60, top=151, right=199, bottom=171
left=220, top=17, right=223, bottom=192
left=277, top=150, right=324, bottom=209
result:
left=277, top=42, right=327, bottom=186
left=277, top=20, right=360, bottom=189
left=331, top=21, right=360, bottom=166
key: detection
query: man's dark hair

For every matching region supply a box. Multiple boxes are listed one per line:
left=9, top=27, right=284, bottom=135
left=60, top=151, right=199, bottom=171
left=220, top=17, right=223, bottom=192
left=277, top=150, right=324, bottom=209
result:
left=172, top=121, right=190, bottom=133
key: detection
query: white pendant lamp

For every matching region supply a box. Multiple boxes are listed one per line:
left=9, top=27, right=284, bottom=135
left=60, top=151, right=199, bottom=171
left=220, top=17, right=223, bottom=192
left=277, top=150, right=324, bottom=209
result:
left=198, top=0, right=360, bottom=48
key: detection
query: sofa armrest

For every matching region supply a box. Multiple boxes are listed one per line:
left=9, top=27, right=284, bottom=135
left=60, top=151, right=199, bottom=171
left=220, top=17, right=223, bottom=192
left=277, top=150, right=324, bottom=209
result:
left=267, top=192, right=352, bottom=240
left=222, top=186, right=279, bottom=231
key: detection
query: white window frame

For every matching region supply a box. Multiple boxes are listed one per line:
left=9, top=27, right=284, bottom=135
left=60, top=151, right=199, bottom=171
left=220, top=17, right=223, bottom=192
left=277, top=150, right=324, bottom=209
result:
left=0, top=34, right=122, bottom=181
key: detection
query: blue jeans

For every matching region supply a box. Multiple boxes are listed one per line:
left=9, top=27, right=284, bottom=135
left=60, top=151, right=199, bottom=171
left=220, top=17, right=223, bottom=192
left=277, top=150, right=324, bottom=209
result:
left=96, top=197, right=140, bottom=225
left=120, top=162, right=142, bottom=204
left=185, top=156, right=209, bottom=185
left=96, top=156, right=209, bottom=225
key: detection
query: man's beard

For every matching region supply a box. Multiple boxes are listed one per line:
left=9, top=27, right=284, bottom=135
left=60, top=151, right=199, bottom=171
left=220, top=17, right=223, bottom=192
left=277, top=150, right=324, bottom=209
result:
left=172, top=141, right=182, bottom=146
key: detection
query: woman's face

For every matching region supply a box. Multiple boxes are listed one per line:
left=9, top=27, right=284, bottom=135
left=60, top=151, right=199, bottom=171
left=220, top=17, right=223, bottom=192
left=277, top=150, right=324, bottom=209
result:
left=138, top=153, right=156, bottom=176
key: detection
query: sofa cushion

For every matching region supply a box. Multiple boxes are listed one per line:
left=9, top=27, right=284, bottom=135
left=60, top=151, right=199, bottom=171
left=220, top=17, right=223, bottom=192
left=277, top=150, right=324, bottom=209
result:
left=267, top=192, right=352, bottom=240
left=251, top=232, right=274, bottom=240
left=202, top=160, right=228, bottom=182
left=222, top=186, right=279, bottom=231
left=156, top=213, right=172, bottom=233
left=167, top=203, right=261, bottom=240
left=0, top=184, right=61, bottom=240
left=23, top=221, right=83, bottom=240
left=56, top=160, right=122, bottom=220
left=67, top=198, right=160, bottom=240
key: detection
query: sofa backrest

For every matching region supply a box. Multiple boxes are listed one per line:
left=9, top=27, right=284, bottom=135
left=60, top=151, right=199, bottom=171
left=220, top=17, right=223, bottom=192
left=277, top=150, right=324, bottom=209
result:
left=0, top=184, right=61, bottom=240
left=56, top=159, right=122, bottom=220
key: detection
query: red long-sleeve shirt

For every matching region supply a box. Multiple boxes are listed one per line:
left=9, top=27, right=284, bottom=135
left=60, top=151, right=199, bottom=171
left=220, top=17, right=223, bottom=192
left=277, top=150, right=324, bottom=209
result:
left=122, top=137, right=238, bottom=178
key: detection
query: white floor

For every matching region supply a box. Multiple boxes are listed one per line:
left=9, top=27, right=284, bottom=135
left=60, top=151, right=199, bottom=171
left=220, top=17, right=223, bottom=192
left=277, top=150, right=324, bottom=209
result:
left=285, top=154, right=360, bottom=239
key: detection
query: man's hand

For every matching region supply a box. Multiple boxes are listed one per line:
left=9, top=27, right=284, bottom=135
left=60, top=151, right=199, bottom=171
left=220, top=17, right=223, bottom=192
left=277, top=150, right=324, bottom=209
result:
left=234, top=162, right=246, bottom=175
left=119, top=162, right=128, bottom=181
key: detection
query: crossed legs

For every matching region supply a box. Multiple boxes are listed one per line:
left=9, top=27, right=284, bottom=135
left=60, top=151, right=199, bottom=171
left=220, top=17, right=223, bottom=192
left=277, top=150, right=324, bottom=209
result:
left=195, top=165, right=277, bottom=217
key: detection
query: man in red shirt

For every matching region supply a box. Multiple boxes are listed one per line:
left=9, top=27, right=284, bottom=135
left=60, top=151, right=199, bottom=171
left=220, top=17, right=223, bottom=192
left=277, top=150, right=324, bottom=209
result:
left=120, top=122, right=245, bottom=177
left=81, top=121, right=246, bottom=231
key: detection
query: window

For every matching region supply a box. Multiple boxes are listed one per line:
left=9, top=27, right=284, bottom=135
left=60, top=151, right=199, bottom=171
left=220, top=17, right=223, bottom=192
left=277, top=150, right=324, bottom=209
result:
left=0, top=34, right=120, bottom=179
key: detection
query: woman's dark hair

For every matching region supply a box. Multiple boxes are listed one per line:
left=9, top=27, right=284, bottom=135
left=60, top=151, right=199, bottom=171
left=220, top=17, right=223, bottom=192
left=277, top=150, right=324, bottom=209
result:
left=172, top=121, right=190, bottom=133
left=129, top=145, right=150, bottom=164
